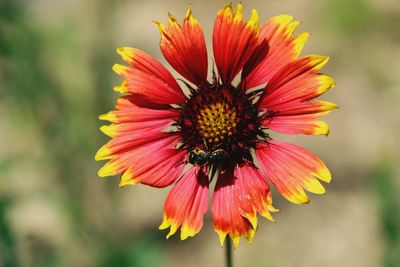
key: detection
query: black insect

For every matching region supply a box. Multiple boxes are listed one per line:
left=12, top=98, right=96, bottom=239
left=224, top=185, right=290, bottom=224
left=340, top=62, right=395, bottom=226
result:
left=188, top=148, right=209, bottom=166
left=188, top=148, right=228, bottom=166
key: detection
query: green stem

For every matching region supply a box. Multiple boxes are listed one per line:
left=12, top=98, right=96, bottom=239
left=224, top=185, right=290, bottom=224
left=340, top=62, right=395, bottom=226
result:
left=226, top=238, right=233, bottom=267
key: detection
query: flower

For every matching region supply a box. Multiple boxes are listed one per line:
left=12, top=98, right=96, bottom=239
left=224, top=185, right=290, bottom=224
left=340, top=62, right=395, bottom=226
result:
left=95, top=3, right=337, bottom=248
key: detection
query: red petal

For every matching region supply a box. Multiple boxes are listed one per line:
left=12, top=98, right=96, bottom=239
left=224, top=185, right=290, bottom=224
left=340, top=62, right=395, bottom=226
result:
left=260, top=72, right=335, bottom=108
left=212, top=170, right=254, bottom=248
left=159, top=168, right=209, bottom=240
left=113, top=47, right=186, bottom=105
left=260, top=55, right=336, bottom=136
left=263, top=115, right=330, bottom=136
left=211, top=165, right=276, bottom=248
left=235, top=165, right=277, bottom=222
left=244, top=15, right=309, bottom=89
left=265, top=100, right=337, bottom=117
left=241, top=38, right=269, bottom=84
left=98, top=134, right=185, bottom=188
left=213, top=3, right=260, bottom=84
left=261, top=55, right=330, bottom=97
left=155, top=6, right=208, bottom=86
left=255, top=141, right=331, bottom=204
left=99, top=96, right=179, bottom=124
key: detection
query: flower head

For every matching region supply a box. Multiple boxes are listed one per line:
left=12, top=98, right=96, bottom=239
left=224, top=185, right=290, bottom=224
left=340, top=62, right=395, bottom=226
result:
left=96, top=3, right=337, bottom=248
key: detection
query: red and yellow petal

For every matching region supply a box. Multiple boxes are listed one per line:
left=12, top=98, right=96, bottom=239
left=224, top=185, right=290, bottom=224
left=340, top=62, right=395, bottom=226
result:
left=255, top=141, right=331, bottom=204
left=213, top=3, right=260, bottom=84
left=261, top=74, right=335, bottom=108
left=155, top=6, right=208, bottom=86
left=97, top=133, right=185, bottom=188
left=113, top=47, right=186, bottom=106
left=266, top=100, right=338, bottom=117
left=159, top=168, right=209, bottom=240
left=261, top=55, right=330, bottom=96
left=99, top=96, right=179, bottom=124
left=260, top=55, right=336, bottom=136
left=96, top=97, right=185, bottom=187
left=264, top=114, right=331, bottom=136
left=211, top=166, right=277, bottom=248
left=244, top=15, right=310, bottom=89
left=235, top=165, right=278, bottom=222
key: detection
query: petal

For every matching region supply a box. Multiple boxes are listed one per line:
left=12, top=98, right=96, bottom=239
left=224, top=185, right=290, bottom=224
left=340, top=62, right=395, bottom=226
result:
left=259, top=55, right=336, bottom=136
left=95, top=123, right=171, bottom=161
left=261, top=55, right=330, bottom=97
left=113, top=47, right=186, bottom=105
left=211, top=165, right=277, bottom=248
left=98, top=133, right=186, bottom=188
left=244, top=15, right=310, bottom=89
left=96, top=98, right=185, bottom=187
left=263, top=115, right=331, bottom=136
left=235, top=165, right=277, bottom=223
left=212, top=170, right=254, bottom=248
left=159, top=168, right=209, bottom=240
left=155, top=6, right=208, bottom=86
left=96, top=99, right=177, bottom=160
left=265, top=100, right=338, bottom=117
left=241, top=38, right=269, bottom=84
left=255, top=141, right=331, bottom=204
left=261, top=74, right=335, bottom=110
left=213, top=3, right=260, bottom=84
left=99, top=95, right=179, bottom=124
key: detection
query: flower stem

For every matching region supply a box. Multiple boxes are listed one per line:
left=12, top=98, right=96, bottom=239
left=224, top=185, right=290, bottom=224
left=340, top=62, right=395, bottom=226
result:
left=225, top=238, right=233, bottom=267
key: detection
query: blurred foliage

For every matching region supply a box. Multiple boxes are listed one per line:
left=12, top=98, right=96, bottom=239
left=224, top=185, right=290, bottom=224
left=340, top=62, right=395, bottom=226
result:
left=369, top=163, right=400, bottom=267
left=98, top=233, right=164, bottom=267
left=0, top=197, right=19, bottom=267
left=325, top=0, right=381, bottom=35
left=0, top=0, right=165, bottom=266
left=325, top=0, right=400, bottom=40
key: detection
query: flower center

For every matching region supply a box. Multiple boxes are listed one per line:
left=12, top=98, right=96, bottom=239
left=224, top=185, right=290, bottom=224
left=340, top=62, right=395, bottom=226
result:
left=177, top=84, right=264, bottom=168
left=197, top=101, right=237, bottom=144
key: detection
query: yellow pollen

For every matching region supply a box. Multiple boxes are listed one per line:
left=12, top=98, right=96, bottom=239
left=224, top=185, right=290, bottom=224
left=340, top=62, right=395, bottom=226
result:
left=197, top=102, right=238, bottom=143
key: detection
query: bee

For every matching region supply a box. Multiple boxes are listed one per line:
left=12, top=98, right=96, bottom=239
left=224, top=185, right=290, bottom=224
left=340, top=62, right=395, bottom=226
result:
left=188, top=148, right=228, bottom=166
left=188, top=148, right=209, bottom=166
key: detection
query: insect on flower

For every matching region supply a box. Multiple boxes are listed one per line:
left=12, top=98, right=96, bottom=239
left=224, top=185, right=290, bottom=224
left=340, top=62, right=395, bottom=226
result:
left=96, top=2, right=337, bottom=248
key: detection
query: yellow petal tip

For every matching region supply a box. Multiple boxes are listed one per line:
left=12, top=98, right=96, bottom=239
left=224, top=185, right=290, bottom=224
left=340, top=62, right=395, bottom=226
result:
left=216, top=229, right=227, bottom=247
left=112, top=64, right=129, bottom=76
left=119, top=169, right=138, bottom=187
left=272, top=14, right=294, bottom=25
left=113, top=80, right=128, bottom=93
left=100, top=124, right=119, bottom=137
left=180, top=224, right=198, bottom=240
left=97, top=162, right=118, bottom=177
left=116, top=47, right=135, bottom=63
left=98, top=112, right=117, bottom=122
left=95, top=146, right=112, bottom=161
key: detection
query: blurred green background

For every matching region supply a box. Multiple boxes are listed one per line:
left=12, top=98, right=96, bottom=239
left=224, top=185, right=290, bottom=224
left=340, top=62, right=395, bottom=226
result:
left=1, top=0, right=400, bottom=266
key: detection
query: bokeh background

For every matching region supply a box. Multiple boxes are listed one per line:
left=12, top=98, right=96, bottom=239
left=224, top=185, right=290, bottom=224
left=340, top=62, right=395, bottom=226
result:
left=1, top=0, right=400, bottom=266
